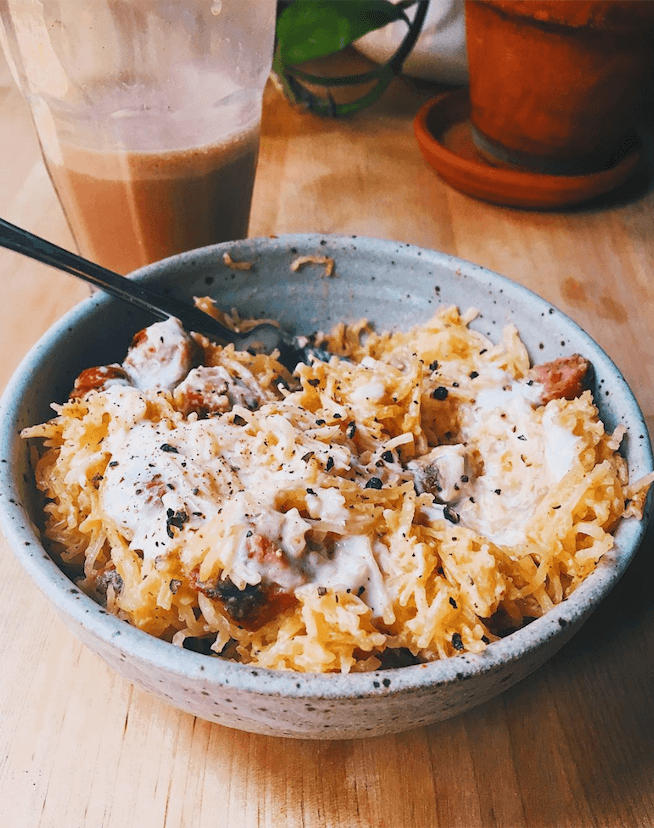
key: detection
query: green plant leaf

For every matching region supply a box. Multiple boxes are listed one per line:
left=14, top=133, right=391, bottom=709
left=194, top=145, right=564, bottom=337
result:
left=276, top=0, right=409, bottom=66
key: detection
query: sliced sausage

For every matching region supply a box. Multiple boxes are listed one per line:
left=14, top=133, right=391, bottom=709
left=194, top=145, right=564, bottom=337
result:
left=190, top=535, right=297, bottom=632
left=530, top=354, right=593, bottom=405
left=190, top=569, right=296, bottom=631
left=71, top=364, right=132, bottom=399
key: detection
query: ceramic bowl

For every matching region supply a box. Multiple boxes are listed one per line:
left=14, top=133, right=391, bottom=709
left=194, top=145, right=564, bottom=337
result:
left=1, top=235, right=651, bottom=739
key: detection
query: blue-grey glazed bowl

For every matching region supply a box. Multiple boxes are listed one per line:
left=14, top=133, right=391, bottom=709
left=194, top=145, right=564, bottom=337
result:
left=1, top=235, right=651, bottom=739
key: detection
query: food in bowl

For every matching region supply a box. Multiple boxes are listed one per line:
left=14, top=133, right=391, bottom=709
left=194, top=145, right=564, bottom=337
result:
left=22, top=299, right=652, bottom=674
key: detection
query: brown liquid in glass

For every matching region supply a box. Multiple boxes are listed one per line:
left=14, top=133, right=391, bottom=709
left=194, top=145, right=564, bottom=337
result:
left=43, top=128, right=259, bottom=275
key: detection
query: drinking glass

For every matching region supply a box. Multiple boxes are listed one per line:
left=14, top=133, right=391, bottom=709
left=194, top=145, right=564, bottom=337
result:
left=0, top=0, right=276, bottom=273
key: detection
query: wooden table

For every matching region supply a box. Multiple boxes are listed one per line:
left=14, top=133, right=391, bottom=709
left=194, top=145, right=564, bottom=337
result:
left=2, top=47, right=653, bottom=828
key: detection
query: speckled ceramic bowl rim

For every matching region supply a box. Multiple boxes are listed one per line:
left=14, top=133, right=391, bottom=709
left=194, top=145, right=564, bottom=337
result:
left=1, top=234, right=651, bottom=702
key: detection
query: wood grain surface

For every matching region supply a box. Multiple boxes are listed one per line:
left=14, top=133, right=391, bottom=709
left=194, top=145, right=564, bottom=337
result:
left=1, top=48, right=653, bottom=828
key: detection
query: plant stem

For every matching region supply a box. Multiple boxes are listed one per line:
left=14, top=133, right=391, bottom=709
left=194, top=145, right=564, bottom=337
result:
left=275, top=0, right=430, bottom=117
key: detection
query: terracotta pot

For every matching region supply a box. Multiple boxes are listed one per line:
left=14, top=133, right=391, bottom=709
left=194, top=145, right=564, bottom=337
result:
left=465, top=1, right=654, bottom=173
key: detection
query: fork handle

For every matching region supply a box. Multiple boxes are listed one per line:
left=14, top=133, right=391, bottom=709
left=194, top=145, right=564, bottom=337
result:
left=0, top=216, right=236, bottom=342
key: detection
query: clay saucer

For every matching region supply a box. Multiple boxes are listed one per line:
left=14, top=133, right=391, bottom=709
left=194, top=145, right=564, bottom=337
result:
left=413, top=88, right=641, bottom=209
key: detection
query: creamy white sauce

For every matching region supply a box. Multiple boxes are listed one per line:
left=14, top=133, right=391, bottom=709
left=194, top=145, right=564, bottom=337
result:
left=446, top=379, right=581, bottom=547
left=100, top=418, right=227, bottom=560
left=225, top=497, right=311, bottom=591
left=92, top=318, right=588, bottom=614
left=123, top=317, right=194, bottom=392
left=175, top=364, right=264, bottom=413
left=305, top=487, right=349, bottom=528
left=301, top=535, right=394, bottom=622
left=350, top=361, right=388, bottom=404
left=542, top=407, right=582, bottom=481
left=408, top=444, right=473, bottom=503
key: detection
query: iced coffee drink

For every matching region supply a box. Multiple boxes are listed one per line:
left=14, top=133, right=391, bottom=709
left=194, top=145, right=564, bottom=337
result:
left=0, top=0, right=276, bottom=274
left=44, top=128, right=259, bottom=275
